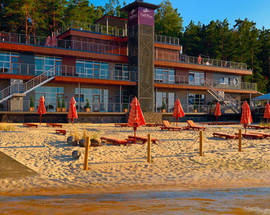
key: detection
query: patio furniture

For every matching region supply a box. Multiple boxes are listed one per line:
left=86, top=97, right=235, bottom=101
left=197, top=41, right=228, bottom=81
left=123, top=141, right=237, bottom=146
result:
left=247, top=125, right=270, bottom=129
left=23, top=123, right=38, bottom=128
left=100, top=137, right=132, bottom=146
left=160, top=120, right=185, bottom=131
left=235, top=132, right=265, bottom=139
left=47, top=123, right=63, bottom=128
left=186, top=120, right=206, bottom=130
left=127, top=135, right=158, bottom=144
left=56, top=129, right=66, bottom=135
left=213, top=132, right=238, bottom=139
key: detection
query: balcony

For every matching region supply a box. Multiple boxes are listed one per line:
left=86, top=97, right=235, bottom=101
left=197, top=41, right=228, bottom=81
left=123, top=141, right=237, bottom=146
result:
left=154, top=34, right=180, bottom=46
left=156, top=53, right=250, bottom=71
left=154, top=74, right=257, bottom=91
left=0, top=63, right=137, bottom=82
left=0, top=32, right=125, bottom=56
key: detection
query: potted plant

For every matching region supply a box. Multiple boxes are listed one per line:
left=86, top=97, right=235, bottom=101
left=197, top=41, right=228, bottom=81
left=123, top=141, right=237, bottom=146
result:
left=57, top=97, right=61, bottom=112
left=29, top=96, right=35, bottom=112
left=84, top=98, right=91, bottom=112
left=123, top=104, right=128, bottom=112
left=161, top=101, right=167, bottom=113
left=61, top=97, right=66, bottom=112
left=194, top=105, right=198, bottom=113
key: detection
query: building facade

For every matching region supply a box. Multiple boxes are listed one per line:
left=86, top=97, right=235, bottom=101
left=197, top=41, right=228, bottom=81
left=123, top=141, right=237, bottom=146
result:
left=0, top=1, right=257, bottom=114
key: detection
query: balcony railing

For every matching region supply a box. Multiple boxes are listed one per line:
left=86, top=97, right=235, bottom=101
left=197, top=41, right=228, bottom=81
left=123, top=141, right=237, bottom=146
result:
left=156, top=53, right=250, bottom=71
left=0, top=62, right=137, bottom=82
left=0, top=32, right=125, bottom=56
left=155, top=74, right=257, bottom=91
left=154, top=34, right=180, bottom=46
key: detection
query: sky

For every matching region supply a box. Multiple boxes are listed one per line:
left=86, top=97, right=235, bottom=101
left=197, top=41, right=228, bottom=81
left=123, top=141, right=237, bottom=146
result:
left=90, top=0, right=270, bottom=30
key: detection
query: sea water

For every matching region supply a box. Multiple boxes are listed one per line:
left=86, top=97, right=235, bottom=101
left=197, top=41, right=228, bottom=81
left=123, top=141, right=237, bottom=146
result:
left=0, top=187, right=270, bottom=215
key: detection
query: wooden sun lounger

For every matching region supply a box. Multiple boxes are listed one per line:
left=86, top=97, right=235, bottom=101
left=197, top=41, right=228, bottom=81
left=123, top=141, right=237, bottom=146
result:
left=56, top=129, right=66, bottom=135
left=127, top=135, right=158, bottom=144
left=145, top=123, right=162, bottom=127
left=213, top=132, right=238, bottom=139
left=186, top=120, right=206, bottom=130
left=160, top=120, right=185, bottom=131
left=23, top=123, right=38, bottom=128
left=235, top=133, right=265, bottom=139
left=100, top=137, right=131, bottom=146
left=247, top=125, right=270, bottom=129
left=47, top=123, right=63, bottom=128
left=249, top=132, right=270, bottom=138
left=114, top=123, right=129, bottom=127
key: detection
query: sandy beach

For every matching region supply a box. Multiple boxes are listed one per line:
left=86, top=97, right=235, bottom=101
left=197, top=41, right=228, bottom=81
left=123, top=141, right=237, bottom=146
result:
left=0, top=122, right=270, bottom=196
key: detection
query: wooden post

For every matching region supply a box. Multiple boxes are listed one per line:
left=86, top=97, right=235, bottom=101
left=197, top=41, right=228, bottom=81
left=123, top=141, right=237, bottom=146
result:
left=84, top=136, right=90, bottom=170
left=238, top=129, right=242, bottom=152
left=147, top=134, right=151, bottom=163
left=199, top=131, right=203, bottom=156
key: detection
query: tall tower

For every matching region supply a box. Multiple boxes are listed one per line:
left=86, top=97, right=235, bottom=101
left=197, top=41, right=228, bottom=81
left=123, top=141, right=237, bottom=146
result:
left=121, top=1, right=159, bottom=112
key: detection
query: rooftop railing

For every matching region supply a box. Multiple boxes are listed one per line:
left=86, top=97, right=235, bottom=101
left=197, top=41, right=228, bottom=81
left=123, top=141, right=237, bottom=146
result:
left=156, top=52, right=250, bottom=71
left=155, top=74, right=257, bottom=91
left=0, top=32, right=126, bottom=56
left=59, top=22, right=127, bottom=37
left=154, top=34, right=180, bottom=46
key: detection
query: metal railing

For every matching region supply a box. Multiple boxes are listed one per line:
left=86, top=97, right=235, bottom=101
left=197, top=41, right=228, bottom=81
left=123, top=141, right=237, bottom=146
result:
left=156, top=52, right=250, bottom=71
left=0, top=62, right=137, bottom=82
left=154, top=74, right=257, bottom=91
left=0, top=32, right=126, bottom=56
left=154, top=34, right=180, bottom=46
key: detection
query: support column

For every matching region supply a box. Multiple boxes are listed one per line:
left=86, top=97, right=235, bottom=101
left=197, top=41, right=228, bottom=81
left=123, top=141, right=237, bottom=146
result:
left=120, top=85, right=122, bottom=112
left=78, top=82, right=81, bottom=112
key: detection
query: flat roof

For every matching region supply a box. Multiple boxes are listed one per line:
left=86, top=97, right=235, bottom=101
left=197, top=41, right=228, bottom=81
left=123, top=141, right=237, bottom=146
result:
left=121, top=1, right=160, bottom=12
left=95, top=15, right=127, bottom=28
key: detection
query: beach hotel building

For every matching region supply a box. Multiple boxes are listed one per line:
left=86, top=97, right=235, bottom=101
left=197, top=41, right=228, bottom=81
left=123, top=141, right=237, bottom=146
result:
left=0, top=0, right=258, bottom=120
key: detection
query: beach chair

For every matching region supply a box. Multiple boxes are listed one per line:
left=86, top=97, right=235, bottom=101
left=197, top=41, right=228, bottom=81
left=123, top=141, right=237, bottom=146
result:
left=47, top=123, right=63, bottom=128
left=56, top=129, right=66, bottom=135
left=127, top=135, right=158, bottom=144
left=213, top=132, right=238, bottom=139
left=160, top=120, right=184, bottom=131
left=236, top=133, right=265, bottom=139
left=100, top=137, right=132, bottom=146
left=114, top=123, right=129, bottom=127
left=23, top=123, right=38, bottom=128
left=249, top=132, right=270, bottom=138
left=247, top=125, right=269, bottom=129
left=186, top=120, right=206, bottom=130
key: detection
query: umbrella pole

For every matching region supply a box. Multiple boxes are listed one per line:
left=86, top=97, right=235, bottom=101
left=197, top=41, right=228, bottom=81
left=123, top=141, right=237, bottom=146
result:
left=40, top=115, right=42, bottom=125
left=134, top=127, right=137, bottom=144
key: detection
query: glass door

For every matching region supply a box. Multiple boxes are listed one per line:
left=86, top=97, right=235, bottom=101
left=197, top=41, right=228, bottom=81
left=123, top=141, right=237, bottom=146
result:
left=93, top=95, right=100, bottom=112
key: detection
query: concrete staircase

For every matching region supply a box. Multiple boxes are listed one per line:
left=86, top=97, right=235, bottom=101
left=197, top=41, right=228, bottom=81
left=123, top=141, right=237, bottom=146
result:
left=0, top=69, right=55, bottom=104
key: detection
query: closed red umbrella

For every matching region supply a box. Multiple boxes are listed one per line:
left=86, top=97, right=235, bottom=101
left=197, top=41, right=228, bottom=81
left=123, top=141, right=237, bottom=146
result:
left=264, top=103, right=270, bottom=123
left=240, top=101, right=252, bottom=133
left=173, top=98, right=185, bottom=126
left=214, top=102, right=221, bottom=121
left=128, top=97, right=146, bottom=143
left=37, top=96, right=46, bottom=124
left=68, top=97, right=78, bottom=123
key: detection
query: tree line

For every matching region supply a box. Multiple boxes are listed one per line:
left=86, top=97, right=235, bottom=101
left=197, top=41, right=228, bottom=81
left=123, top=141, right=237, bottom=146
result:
left=1, top=0, right=269, bottom=92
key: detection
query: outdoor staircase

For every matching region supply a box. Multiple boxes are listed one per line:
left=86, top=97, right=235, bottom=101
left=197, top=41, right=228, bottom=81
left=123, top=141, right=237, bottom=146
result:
left=205, top=80, right=240, bottom=114
left=0, top=69, right=55, bottom=104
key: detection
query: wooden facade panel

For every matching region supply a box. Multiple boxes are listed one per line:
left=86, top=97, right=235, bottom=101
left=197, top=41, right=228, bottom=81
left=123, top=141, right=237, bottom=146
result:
left=154, top=60, right=252, bottom=75
left=154, top=43, right=181, bottom=51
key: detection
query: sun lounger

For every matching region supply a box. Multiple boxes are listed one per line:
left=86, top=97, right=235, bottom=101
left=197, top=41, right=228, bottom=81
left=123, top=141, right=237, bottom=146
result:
left=202, top=122, right=238, bottom=125
left=235, top=133, right=264, bottom=139
left=23, top=123, right=38, bottom=128
left=249, top=132, right=270, bottom=138
left=213, top=132, right=238, bottom=139
left=186, top=120, right=206, bottom=130
left=127, top=135, right=158, bottom=144
left=100, top=137, right=132, bottom=146
left=47, top=123, right=62, bottom=128
left=247, top=125, right=270, bottom=129
left=56, top=129, right=66, bottom=135
left=160, top=120, right=185, bottom=131
left=145, top=123, right=162, bottom=127
left=114, top=123, right=129, bottom=127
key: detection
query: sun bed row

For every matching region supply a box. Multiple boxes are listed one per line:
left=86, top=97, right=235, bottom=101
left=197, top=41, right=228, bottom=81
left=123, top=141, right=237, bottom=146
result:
left=213, top=132, right=270, bottom=139
left=100, top=135, right=158, bottom=146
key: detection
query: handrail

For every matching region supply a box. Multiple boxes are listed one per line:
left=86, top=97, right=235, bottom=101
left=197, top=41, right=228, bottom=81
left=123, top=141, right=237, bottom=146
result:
left=154, top=34, right=180, bottom=46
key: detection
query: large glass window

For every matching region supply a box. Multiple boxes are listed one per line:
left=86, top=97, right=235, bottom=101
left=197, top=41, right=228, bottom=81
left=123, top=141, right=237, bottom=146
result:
left=0, top=52, right=19, bottom=74
left=35, top=56, right=62, bottom=75
left=155, top=68, right=175, bottom=83
left=114, top=64, right=129, bottom=80
left=75, top=88, right=109, bottom=112
left=156, top=91, right=175, bottom=112
left=76, top=60, right=109, bottom=79
left=189, top=71, right=205, bottom=86
left=34, top=86, right=64, bottom=112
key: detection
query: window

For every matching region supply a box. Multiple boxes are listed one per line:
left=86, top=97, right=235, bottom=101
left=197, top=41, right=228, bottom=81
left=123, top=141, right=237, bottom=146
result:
left=76, top=60, right=109, bottom=79
left=155, top=68, right=175, bottom=83
left=156, top=91, right=175, bottom=112
left=35, top=56, right=62, bottom=75
left=188, top=93, right=205, bottom=105
left=0, top=52, right=19, bottom=74
left=189, top=71, right=205, bottom=86
left=114, top=64, right=129, bottom=80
